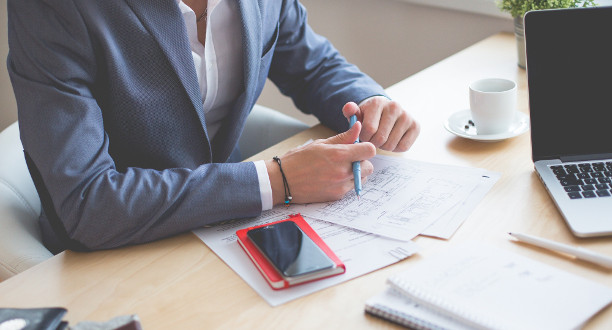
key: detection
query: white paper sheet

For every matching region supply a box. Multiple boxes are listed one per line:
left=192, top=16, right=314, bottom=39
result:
left=193, top=208, right=419, bottom=306
left=421, top=166, right=500, bottom=239
left=291, top=155, right=498, bottom=241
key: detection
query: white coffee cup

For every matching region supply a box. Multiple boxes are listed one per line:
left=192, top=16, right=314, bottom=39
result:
left=469, top=78, right=517, bottom=135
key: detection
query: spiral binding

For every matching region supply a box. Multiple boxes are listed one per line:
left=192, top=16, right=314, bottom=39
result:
left=387, top=278, right=502, bottom=330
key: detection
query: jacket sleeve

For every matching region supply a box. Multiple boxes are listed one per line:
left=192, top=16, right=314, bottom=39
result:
left=7, top=0, right=262, bottom=251
left=268, top=0, right=388, bottom=133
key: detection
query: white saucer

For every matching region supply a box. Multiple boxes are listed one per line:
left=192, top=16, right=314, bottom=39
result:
left=444, top=110, right=530, bottom=142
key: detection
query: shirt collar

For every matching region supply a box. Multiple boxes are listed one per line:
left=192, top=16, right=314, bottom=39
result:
left=176, top=0, right=223, bottom=12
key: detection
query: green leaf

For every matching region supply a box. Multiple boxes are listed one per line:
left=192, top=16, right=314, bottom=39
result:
left=497, top=0, right=598, bottom=18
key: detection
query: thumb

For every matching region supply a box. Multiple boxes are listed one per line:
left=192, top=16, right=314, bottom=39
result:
left=325, top=120, right=361, bottom=145
left=342, top=101, right=361, bottom=120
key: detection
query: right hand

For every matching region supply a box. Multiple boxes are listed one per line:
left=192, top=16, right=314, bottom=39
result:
left=265, top=122, right=376, bottom=205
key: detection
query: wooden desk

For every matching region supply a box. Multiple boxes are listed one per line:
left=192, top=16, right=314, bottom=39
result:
left=1, top=33, right=611, bottom=329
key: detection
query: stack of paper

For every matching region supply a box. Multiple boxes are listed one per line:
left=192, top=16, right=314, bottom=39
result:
left=194, top=155, right=499, bottom=306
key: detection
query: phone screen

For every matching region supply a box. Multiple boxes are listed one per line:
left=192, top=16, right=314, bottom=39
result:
left=247, top=220, right=335, bottom=278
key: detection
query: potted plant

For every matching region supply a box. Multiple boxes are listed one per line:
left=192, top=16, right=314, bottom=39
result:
left=497, top=0, right=597, bottom=68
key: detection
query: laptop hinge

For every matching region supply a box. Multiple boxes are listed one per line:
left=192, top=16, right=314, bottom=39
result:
left=560, top=153, right=612, bottom=163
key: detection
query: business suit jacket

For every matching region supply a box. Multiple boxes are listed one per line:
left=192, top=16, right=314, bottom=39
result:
left=7, top=0, right=385, bottom=251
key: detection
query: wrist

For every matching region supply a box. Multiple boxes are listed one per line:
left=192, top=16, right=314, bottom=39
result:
left=265, top=159, right=286, bottom=205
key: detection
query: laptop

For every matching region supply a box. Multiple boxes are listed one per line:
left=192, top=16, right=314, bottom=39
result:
left=524, top=6, right=612, bottom=237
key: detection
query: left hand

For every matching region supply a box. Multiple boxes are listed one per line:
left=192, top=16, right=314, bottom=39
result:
left=342, top=96, right=420, bottom=152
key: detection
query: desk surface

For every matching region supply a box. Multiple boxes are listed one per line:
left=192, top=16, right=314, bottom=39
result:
left=1, top=33, right=611, bottom=329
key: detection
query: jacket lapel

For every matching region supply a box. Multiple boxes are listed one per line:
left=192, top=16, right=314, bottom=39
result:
left=211, top=1, right=262, bottom=161
left=124, top=0, right=212, bottom=157
left=237, top=0, right=261, bottom=97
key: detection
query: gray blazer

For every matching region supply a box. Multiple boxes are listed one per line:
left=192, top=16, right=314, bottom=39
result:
left=7, top=0, right=385, bottom=252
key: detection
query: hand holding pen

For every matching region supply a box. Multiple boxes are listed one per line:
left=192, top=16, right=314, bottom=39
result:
left=342, top=99, right=419, bottom=198
left=265, top=122, right=375, bottom=205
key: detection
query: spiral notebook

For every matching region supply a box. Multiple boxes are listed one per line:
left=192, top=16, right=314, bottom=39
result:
left=366, top=287, right=472, bottom=330
left=372, top=242, right=612, bottom=330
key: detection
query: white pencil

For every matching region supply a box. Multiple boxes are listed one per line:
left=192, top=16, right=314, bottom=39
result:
left=508, top=232, right=612, bottom=269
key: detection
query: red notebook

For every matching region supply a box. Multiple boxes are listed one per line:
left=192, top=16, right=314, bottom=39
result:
left=236, top=214, right=345, bottom=290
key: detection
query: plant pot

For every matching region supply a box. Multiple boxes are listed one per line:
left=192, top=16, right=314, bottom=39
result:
left=514, top=16, right=526, bottom=69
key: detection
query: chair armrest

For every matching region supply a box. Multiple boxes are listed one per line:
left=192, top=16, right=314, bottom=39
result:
left=0, top=122, right=51, bottom=280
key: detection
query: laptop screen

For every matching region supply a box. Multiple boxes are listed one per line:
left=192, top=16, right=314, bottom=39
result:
left=525, top=7, right=612, bottom=162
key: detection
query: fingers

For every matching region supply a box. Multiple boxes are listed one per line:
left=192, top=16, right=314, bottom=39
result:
left=353, top=142, right=377, bottom=162
left=319, top=159, right=374, bottom=201
left=324, top=120, right=361, bottom=146
left=369, top=102, right=399, bottom=148
left=342, top=102, right=361, bottom=121
left=323, top=125, right=376, bottom=163
left=380, top=110, right=421, bottom=152
left=303, top=134, right=376, bottom=183
left=360, top=159, right=374, bottom=178
left=360, top=99, right=384, bottom=142
left=394, top=119, right=421, bottom=152
left=367, top=100, right=402, bottom=149
left=358, top=97, right=420, bottom=152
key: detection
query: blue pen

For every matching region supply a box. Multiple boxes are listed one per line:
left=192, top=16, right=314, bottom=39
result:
left=349, top=115, right=362, bottom=198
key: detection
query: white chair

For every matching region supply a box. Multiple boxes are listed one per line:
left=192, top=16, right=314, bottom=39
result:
left=239, top=104, right=310, bottom=159
left=0, top=106, right=307, bottom=281
left=0, top=121, right=52, bottom=281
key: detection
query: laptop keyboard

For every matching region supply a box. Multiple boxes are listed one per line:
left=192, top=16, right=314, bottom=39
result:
left=551, top=162, right=612, bottom=199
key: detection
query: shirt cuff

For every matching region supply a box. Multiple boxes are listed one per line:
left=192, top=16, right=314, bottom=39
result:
left=254, top=160, right=273, bottom=211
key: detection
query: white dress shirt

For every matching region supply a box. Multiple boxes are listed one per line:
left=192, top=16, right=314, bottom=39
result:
left=177, top=0, right=273, bottom=210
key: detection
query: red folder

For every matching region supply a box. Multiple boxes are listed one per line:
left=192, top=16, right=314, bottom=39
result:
left=236, top=214, right=345, bottom=290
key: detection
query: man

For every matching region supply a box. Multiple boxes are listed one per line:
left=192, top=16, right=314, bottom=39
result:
left=7, top=0, right=419, bottom=253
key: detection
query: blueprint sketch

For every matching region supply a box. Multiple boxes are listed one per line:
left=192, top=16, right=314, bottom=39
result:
left=291, top=155, right=498, bottom=241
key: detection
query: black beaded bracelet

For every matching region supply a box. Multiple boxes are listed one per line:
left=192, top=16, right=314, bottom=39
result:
left=273, top=156, right=292, bottom=206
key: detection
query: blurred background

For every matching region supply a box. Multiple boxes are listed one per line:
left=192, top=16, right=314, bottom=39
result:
left=0, top=0, right=512, bottom=130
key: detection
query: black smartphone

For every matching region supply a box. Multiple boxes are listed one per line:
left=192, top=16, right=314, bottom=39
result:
left=246, top=220, right=336, bottom=279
